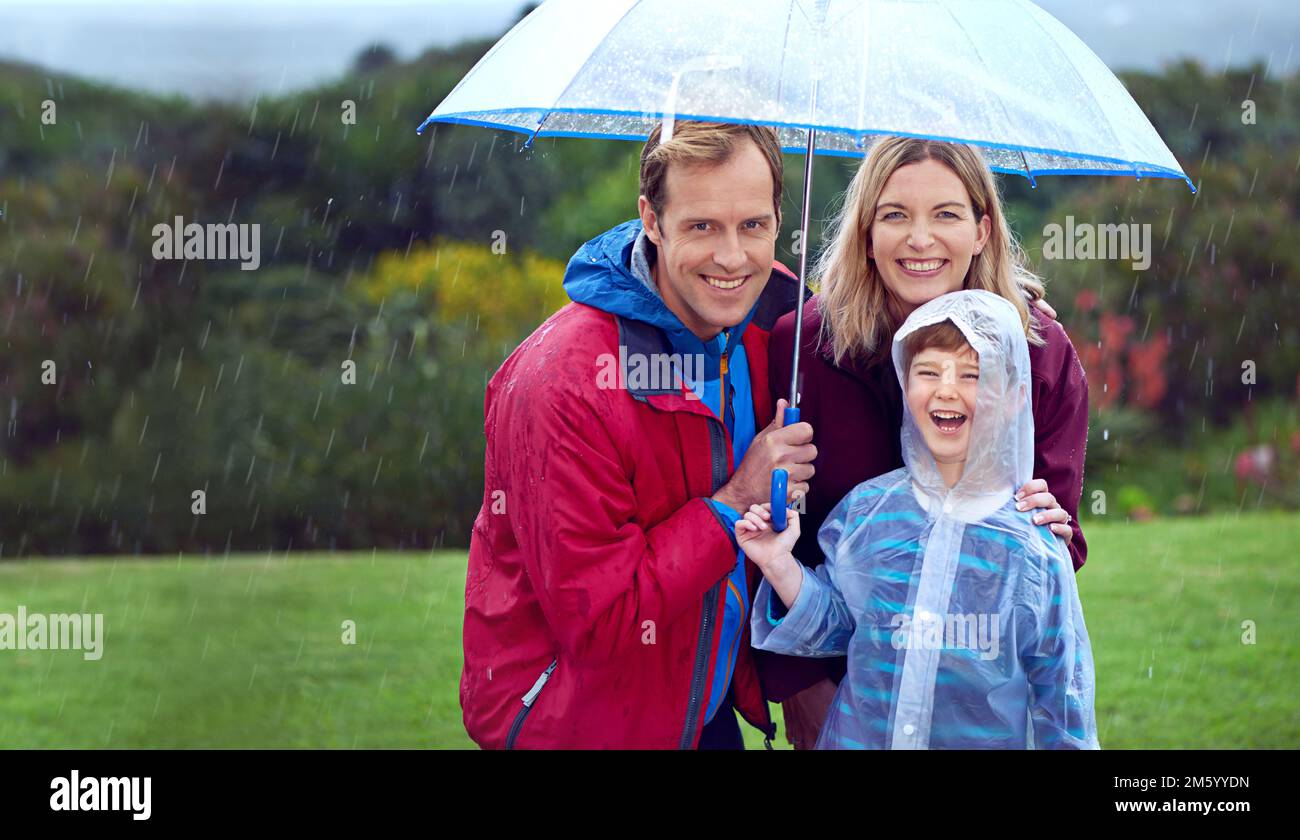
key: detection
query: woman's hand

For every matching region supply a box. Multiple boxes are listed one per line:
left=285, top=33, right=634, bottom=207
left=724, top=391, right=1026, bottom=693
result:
left=1015, top=478, right=1073, bottom=542
left=781, top=678, right=839, bottom=750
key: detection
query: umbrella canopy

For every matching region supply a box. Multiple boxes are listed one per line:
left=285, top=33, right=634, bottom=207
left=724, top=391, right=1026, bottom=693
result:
left=418, top=0, right=1192, bottom=188
left=417, top=0, right=1193, bottom=530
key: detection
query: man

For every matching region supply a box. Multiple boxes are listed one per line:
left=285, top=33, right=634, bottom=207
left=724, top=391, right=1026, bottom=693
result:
left=460, top=121, right=816, bottom=748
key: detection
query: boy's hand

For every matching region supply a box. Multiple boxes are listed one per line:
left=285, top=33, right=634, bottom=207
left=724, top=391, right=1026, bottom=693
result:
left=735, top=503, right=800, bottom=570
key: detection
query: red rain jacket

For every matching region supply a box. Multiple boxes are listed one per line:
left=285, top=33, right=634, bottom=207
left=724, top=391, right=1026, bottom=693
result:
left=461, top=234, right=801, bottom=748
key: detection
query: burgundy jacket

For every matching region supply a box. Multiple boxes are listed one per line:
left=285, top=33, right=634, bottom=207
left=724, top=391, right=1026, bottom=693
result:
left=756, top=295, right=1090, bottom=702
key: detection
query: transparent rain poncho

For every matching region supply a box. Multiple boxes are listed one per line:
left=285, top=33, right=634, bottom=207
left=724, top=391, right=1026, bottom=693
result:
left=752, top=290, right=1097, bottom=749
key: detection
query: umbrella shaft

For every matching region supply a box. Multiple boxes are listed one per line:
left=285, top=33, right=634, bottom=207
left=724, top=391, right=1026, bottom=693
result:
left=789, top=126, right=816, bottom=408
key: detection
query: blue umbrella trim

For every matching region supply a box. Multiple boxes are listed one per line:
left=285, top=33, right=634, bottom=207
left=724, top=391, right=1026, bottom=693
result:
left=416, top=107, right=1195, bottom=192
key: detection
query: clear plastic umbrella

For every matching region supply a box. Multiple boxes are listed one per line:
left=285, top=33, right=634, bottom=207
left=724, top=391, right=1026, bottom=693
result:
left=417, top=0, right=1192, bottom=528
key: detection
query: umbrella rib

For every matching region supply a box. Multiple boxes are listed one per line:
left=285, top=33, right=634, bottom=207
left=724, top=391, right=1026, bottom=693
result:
left=535, top=0, right=647, bottom=138
left=793, top=0, right=813, bottom=26
left=420, top=3, right=556, bottom=130
left=942, top=4, right=1030, bottom=170
left=1018, top=149, right=1037, bottom=188
left=774, top=1, right=799, bottom=108
left=825, top=3, right=859, bottom=30
left=855, top=0, right=869, bottom=143
left=1009, top=0, right=1126, bottom=165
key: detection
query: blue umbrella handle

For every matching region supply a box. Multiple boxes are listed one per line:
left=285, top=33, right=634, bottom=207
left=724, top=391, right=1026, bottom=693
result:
left=770, top=406, right=801, bottom=532
left=770, top=469, right=789, bottom=532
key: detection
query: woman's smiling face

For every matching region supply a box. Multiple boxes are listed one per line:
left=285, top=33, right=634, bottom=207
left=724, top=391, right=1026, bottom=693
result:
left=868, top=158, right=992, bottom=317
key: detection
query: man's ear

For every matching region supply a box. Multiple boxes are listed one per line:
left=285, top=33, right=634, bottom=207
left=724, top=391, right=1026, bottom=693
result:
left=638, top=196, right=662, bottom=246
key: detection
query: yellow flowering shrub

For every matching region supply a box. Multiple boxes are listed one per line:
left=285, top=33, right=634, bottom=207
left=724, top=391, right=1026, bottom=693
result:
left=359, top=240, right=570, bottom=345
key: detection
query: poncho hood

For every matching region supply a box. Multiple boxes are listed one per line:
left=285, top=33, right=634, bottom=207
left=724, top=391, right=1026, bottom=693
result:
left=891, top=290, right=1033, bottom=521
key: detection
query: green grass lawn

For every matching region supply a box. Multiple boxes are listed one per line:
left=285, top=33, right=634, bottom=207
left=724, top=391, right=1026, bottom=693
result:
left=1, top=512, right=1296, bottom=749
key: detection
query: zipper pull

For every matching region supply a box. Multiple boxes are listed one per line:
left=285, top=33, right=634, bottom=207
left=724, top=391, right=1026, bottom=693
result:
left=719, top=330, right=729, bottom=421
left=522, top=658, right=558, bottom=706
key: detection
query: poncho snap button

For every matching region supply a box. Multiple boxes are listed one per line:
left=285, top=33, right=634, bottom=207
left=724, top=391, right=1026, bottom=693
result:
left=903, top=724, right=916, bottom=736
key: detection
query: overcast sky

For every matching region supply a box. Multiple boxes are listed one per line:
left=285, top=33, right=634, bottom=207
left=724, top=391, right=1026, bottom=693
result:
left=0, top=0, right=1294, bottom=101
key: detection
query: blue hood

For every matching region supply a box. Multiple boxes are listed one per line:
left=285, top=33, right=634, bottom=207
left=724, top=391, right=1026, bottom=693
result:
left=562, top=219, right=753, bottom=361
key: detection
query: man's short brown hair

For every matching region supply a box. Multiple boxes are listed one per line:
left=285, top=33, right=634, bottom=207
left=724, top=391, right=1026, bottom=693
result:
left=639, top=121, right=784, bottom=220
left=902, top=319, right=976, bottom=372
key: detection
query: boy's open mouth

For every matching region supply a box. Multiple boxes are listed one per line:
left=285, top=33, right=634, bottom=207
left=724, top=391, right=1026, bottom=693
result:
left=929, top=410, right=967, bottom=434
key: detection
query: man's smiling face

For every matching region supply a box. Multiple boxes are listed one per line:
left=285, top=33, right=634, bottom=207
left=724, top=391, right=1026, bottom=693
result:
left=638, top=137, right=779, bottom=341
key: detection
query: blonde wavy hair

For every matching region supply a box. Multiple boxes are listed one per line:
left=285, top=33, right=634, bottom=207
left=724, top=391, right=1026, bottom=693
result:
left=816, top=136, right=1045, bottom=367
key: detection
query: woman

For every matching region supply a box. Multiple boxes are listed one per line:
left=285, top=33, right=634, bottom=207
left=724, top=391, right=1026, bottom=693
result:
left=759, top=136, right=1090, bottom=749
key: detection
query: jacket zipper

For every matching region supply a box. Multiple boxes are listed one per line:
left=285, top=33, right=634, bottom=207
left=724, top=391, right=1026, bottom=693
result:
left=678, top=415, right=730, bottom=749
left=679, top=579, right=720, bottom=749
left=719, top=330, right=729, bottom=426
left=723, top=328, right=776, bottom=746
left=505, top=658, right=557, bottom=750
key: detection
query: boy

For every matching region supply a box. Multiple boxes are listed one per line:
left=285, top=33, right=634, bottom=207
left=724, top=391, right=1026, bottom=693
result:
left=737, top=290, right=1098, bottom=749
